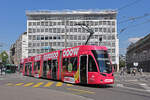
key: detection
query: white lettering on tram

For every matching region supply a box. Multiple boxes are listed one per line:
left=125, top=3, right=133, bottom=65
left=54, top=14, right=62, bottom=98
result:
left=63, top=48, right=79, bottom=57
left=43, top=52, right=58, bottom=60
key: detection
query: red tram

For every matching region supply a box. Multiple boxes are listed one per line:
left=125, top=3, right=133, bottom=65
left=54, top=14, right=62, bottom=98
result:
left=22, top=45, right=114, bottom=84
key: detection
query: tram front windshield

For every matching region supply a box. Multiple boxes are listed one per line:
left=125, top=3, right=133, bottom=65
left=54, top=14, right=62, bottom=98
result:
left=92, top=50, right=112, bottom=73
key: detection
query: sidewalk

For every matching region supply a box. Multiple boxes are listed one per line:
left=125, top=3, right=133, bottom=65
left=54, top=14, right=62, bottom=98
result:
left=114, top=72, right=150, bottom=82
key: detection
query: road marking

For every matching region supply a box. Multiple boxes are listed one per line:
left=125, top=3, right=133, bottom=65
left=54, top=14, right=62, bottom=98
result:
left=56, top=82, right=63, bottom=87
left=66, top=84, right=73, bottom=86
left=116, top=84, right=124, bottom=87
left=67, top=88, right=95, bottom=94
left=43, top=82, right=54, bottom=87
left=16, top=83, right=24, bottom=86
left=24, top=82, right=34, bottom=87
left=139, top=83, right=150, bottom=92
left=32, top=82, right=44, bottom=88
left=6, top=83, right=13, bottom=86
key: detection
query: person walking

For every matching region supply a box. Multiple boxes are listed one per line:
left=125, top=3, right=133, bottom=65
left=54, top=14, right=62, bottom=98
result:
left=139, top=67, right=143, bottom=75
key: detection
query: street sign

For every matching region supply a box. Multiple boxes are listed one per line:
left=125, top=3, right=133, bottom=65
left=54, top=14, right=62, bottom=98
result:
left=133, top=62, right=138, bottom=67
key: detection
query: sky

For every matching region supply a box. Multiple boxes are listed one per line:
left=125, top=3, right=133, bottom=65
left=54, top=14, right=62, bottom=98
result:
left=0, top=0, right=150, bottom=55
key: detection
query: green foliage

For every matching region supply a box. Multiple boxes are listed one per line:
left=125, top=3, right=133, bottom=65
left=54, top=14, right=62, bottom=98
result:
left=0, top=51, right=8, bottom=64
left=119, top=60, right=125, bottom=68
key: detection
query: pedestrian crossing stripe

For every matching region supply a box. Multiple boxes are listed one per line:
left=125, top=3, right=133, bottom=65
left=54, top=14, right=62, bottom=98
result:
left=24, top=82, right=34, bottom=87
left=6, top=82, right=73, bottom=87
left=66, top=84, right=73, bottom=86
left=56, top=82, right=63, bottom=87
left=6, top=83, right=13, bottom=86
left=43, top=82, right=54, bottom=87
left=32, top=82, right=44, bottom=88
left=16, top=83, right=24, bottom=86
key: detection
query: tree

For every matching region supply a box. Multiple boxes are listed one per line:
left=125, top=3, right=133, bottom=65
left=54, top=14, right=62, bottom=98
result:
left=119, top=54, right=125, bottom=68
left=0, top=51, right=9, bottom=64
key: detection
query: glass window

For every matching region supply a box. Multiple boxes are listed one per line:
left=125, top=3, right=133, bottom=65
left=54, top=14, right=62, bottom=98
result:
left=43, top=61, right=48, bottom=77
left=88, top=55, right=98, bottom=72
left=29, top=35, right=32, bottom=40
left=28, top=43, right=32, bottom=47
left=37, top=29, right=40, bottom=33
left=45, top=36, right=48, bottom=40
left=45, top=22, right=48, bottom=26
left=92, top=50, right=112, bottom=73
left=28, top=28, right=32, bottom=33
left=45, top=28, right=48, bottom=32
left=34, top=61, right=40, bottom=74
left=33, top=35, right=36, bottom=40
left=37, top=35, right=41, bottom=40
left=49, top=36, right=52, bottom=39
left=41, top=36, right=44, bottom=40
left=62, top=57, right=77, bottom=72
left=29, top=22, right=32, bottom=26
left=37, top=22, right=40, bottom=26
left=41, top=29, right=44, bottom=33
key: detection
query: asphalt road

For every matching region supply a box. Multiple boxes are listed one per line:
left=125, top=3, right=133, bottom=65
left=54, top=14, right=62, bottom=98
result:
left=0, top=73, right=150, bottom=100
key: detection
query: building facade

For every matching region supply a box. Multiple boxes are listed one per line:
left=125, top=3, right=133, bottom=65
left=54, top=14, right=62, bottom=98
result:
left=126, top=33, right=150, bottom=72
left=26, top=10, right=119, bottom=71
left=10, top=32, right=28, bottom=65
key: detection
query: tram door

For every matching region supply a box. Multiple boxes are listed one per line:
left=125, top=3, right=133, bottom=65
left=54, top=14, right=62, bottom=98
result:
left=52, top=60, right=57, bottom=80
left=80, top=55, right=88, bottom=84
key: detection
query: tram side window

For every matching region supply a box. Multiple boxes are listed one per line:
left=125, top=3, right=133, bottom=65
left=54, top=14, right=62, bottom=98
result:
left=88, top=55, right=98, bottom=72
left=43, top=61, right=47, bottom=73
left=28, top=62, right=32, bottom=72
left=52, top=60, right=58, bottom=69
left=63, top=57, right=77, bottom=72
left=48, top=60, right=52, bottom=71
left=34, top=61, right=40, bottom=72
left=25, top=63, right=28, bottom=72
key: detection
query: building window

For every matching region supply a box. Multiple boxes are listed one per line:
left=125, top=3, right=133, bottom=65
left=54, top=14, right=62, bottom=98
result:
left=41, top=22, right=44, bottom=26
left=45, top=42, right=48, bottom=46
left=45, top=22, right=48, bottom=26
left=45, top=28, right=48, bottom=32
left=28, top=28, right=32, bottom=33
left=45, top=36, right=48, bottom=40
left=49, top=36, right=52, bottom=39
left=41, top=35, right=44, bottom=40
left=33, top=35, right=36, bottom=40
left=112, top=28, right=115, bottom=32
left=41, top=29, right=44, bottom=33
left=33, top=22, right=36, bottom=26
left=37, top=29, right=40, bottom=33
left=41, top=42, right=44, bottom=46
left=28, top=35, right=32, bottom=40
left=28, top=43, right=32, bottom=47
left=29, top=22, right=32, bottom=26
left=37, top=35, right=41, bottom=40
left=37, top=22, right=40, bottom=26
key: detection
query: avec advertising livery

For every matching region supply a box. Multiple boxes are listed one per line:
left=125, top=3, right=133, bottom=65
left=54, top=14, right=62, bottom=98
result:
left=22, top=45, right=114, bottom=85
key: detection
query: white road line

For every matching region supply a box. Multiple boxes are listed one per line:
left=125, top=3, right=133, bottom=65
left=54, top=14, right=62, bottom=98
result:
left=116, top=83, right=150, bottom=93
left=116, top=84, right=124, bottom=87
left=139, top=83, right=150, bottom=92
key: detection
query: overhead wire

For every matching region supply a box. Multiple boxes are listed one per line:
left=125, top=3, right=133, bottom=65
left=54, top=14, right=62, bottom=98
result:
left=118, top=0, right=143, bottom=11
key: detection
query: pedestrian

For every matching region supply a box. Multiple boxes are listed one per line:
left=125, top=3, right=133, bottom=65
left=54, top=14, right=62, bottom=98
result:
left=120, top=67, right=124, bottom=76
left=132, top=68, right=136, bottom=76
left=0, top=64, right=2, bottom=75
left=139, top=68, right=143, bottom=75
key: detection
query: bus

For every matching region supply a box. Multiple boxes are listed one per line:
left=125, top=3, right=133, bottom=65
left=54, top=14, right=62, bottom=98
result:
left=22, top=45, right=114, bottom=85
